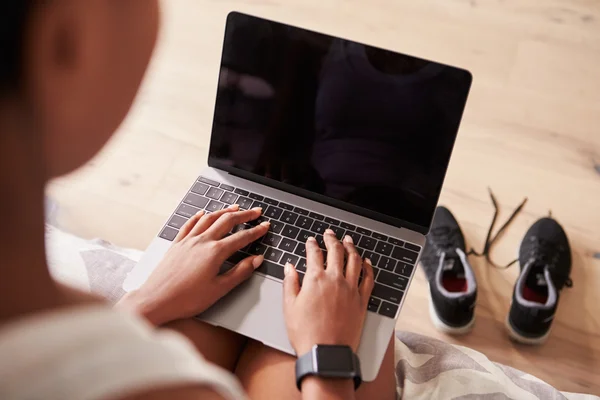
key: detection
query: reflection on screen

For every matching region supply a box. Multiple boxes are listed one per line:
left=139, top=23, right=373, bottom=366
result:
left=209, top=13, right=472, bottom=229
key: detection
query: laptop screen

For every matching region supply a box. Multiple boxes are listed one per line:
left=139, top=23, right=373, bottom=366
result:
left=208, top=12, right=472, bottom=232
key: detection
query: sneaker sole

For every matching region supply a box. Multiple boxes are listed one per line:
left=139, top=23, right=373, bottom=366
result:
left=505, top=313, right=550, bottom=345
left=428, top=299, right=475, bottom=335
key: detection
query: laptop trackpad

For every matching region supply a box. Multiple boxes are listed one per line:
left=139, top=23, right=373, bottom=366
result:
left=199, top=273, right=294, bottom=355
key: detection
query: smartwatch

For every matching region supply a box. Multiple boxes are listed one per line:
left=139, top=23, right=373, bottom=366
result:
left=295, top=345, right=362, bottom=391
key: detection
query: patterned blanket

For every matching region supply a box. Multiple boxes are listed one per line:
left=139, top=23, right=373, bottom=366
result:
left=45, top=225, right=597, bottom=400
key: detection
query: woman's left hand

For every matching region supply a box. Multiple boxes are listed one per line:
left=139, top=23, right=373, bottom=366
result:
left=117, top=205, right=269, bottom=326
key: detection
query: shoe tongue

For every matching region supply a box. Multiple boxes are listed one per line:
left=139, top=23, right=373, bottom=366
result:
left=441, top=255, right=465, bottom=279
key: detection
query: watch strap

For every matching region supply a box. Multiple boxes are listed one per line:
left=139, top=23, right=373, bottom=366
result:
left=295, top=346, right=362, bottom=391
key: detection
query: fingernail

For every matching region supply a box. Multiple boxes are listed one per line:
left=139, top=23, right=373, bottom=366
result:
left=284, top=263, right=293, bottom=274
left=228, top=204, right=240, bottom=210
left=252, top=255, right=264, bottom=268
left=260, top=221, right=271, bottom=227
left=325, top=229, right=335, bottom=235
left=252, top=207, right=263, bottom=212
left=343, top=235, right=353, bottom=244
left=365, top=258, right=372, bottom=265
left=307, top=236, right=316, bottom=242
left=195, top=210, right=205, bottom=216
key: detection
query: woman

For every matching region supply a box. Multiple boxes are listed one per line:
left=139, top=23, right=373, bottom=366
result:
left=0, top=1, right=396, bottom=399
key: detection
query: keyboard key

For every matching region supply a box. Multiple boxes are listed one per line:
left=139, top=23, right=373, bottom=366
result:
left=220, top=184, right=235, bottom=191
left=206, top=187, right=224, bottom=200
left=372, top=232, right=388, bottom=241
left=379, top=256, right=396, bottom=272
left=206, top=200, right=225, bottom=212
left=295, top=216, right=314, bottom=230
left=168, top=215, right=188, bottom=229
left=281, top=225, right=300, bottom=239
left=191, top=182, right=209, bottom=195
left=220, top=192, right=238, bottom=205
left=363, top=251, right=380, bottom=267
left=346, top=231, right=362, bottom=244
left=159, top=227, right=178, bottom=241
left=247, top=242, right=267, bottom=256
left=377, top=270, right=409, bottom=291
left=388, top=238, right=405, bottom=246
left=264, top=248, right=284, bottom=263
left=231, top=224, right=249, bottom=234
left=356, top=227, right=372, bottom=236
left=297, top=258, right=307, bottom=272
left=280, top=211, right=299, bottom=225
left=324, top=217, right=340, bottom=226
left=263, top=197, right=279, bottom=206
left=359, top=236, right=377, bottom=251
left=315, top=235, right=326, bottom=249
left=198, top=176, right=220, bottom=186
left=248, top=215, right=269, bottom=227
left=234, top=188, right=249, bottom=196
left=395, top=262, right=414, bottom=278
left=255, top=260, right=284, bottom=279
left=176, top=203, right=201, bottom=218
left=262, top=233, right=282, bottom=248
left=278, top=238, right=297, bottom=252
left=310, top=221, right=328, bottom=234
left=269, top=220, right=285, bottom=234
left=330, top=226, right=346, bottom=240
left=251, top=201, right=268, bottom=210
left=368, top=297, right=381, bottom=313
left=375, top=241, right=393, bottom=256
left=294, top=242, right=306, bottom=257
left=265, top=206, right=283, bottom=219
left=340, top=222, right=356, bottom=230
left=309, top=212, right=325, bottom=221
left=392, top=247, right=419, bottom=264
left=279, top=202, right=294, bottom=210
left=294, top=207, right=309, bottom=216
left=282, top=253, right=299, bottom=266
left=298, top=272, right=305, bottom=286
left=372, top=284, right=404, bottom=304
left=226, top=251, right=246, bottom=265
left=405, top=243, right=422, bottom=252
left=249, top=193, right=264, bottom=201
left=235, top=197, right=253, bottom=209
left=298, top=230, right=312, bottom=243
left=184, top=193, right=209, bottom=209
left=378, top=302, right=399, bottom=318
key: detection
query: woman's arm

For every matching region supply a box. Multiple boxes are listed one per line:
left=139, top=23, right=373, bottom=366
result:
left=301, top=377, right=355, bottom=400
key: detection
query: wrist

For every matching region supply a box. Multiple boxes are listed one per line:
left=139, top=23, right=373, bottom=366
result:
left=116, top=290, right=171, bottom=326
left=300, top=376, right=355, bottom=399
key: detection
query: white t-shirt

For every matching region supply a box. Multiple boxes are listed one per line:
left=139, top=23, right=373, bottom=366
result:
left=0, top=305, right=246, bottom=400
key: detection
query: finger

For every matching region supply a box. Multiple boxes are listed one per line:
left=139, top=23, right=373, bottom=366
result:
left=359, top=258, right=375, bottom=303
left=204, top=207, right=263, bottom=239
left=305, top=236, right=324, bottom=275
left=190, top=205, right=240, bottom=236
left=218, top=254, right=264, bottom=292
left=174, top=211, right=205, bottom=242
left=220, top=220, right=270, bottom=251
left=342, top=235, right=362, bottom=287
left=283, top=263, right=300, bottom=313
left=324, top=229, right=344, bottom=277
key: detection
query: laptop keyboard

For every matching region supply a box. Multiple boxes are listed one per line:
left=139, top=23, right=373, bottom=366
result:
left=159, top=176, right=421, bottom=320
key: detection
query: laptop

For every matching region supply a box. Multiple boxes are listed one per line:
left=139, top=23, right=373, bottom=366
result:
left=123, top=11, right=472, bottom=381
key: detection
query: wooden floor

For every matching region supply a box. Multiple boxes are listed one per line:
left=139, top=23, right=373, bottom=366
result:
left=48, top=0, right=600, bottom=394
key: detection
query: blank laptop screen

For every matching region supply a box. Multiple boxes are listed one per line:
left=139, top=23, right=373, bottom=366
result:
left=208, top=12, right=472, bottom=231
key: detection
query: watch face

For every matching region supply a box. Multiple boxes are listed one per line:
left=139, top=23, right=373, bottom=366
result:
left=315, top=345, right=355, bottom=373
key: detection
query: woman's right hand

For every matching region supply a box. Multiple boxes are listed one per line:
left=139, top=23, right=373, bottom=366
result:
left=282, top=230, right=375, bottom=356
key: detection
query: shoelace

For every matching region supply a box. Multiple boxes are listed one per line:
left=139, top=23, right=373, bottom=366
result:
left=467, top=188, right=573, bottom=288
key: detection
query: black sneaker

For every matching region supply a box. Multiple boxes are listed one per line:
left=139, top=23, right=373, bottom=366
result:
left=507, top=217, right=572, bottom=345
left=421, top=206, right=477, bottom=335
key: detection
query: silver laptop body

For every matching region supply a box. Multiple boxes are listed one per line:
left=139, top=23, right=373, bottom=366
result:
left=124, top=12, right=472, bottom=382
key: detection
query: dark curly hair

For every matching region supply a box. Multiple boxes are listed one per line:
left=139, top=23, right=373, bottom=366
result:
left=0, top=1, right=32, bottom=93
